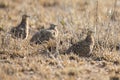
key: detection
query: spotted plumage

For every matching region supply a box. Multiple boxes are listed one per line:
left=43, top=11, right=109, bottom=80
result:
left=30, top=24, right=58, bottom=44
left=10, top=14, right=29, bottom=39
left=66, top=30, right=94, bottom=57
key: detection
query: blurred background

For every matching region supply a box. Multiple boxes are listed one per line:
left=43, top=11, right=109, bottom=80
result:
left=0, top=0, right=120, bottom=80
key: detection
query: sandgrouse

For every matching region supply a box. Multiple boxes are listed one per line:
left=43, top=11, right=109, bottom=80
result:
left=30, top=24, right=58, bottom=44
left=10, top=14, right=29, bottom=39
left=66, top=30, right=94, bottom=57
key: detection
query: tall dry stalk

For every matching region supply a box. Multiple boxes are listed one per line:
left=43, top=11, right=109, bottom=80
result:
left=110, top=0, right=117, bottom=21
left=105, top=0, right=118, bottom=48
left=94, top=0, right=100, bottom=51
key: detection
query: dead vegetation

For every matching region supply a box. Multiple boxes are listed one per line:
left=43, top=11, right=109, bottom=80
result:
left=0, top=0, right=120, bottom=80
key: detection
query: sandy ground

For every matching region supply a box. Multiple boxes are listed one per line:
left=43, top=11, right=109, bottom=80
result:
left=0, top=0, right=120, bottom=80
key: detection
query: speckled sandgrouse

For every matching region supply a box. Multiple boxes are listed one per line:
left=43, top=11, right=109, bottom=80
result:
left=66, top=30, right=94, bottom=57
left=30, top=24, right=58, bottom=44
left=10, top=14, right=29, bottom=39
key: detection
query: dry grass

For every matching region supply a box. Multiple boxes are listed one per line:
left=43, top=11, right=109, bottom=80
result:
left=0, top=0, right=120, bottom=80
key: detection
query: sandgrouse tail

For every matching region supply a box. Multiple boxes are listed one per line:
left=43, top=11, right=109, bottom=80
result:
left=30, top=24, right=58, bottom=44
left=10, top=14, right=29, bottom=39
left=66, top=30, right=94, bottom=57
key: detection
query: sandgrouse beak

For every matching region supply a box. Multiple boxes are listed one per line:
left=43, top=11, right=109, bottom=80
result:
left=26, top=15, right=30, bottom=17
left=22, top=14, right=30, bottom=19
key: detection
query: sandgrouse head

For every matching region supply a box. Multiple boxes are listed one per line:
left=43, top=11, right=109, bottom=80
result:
left=87, top=29, right=94, bottom=36
left=22, top=14, right=30, bottom=19
left=49, top=24, right=57, bottom=30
